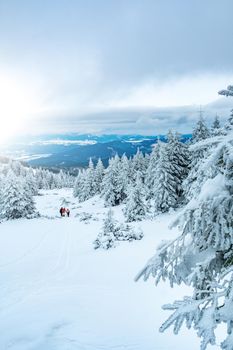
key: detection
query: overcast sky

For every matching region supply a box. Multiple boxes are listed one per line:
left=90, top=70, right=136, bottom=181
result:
left=0, top=0, right=233, bottom=135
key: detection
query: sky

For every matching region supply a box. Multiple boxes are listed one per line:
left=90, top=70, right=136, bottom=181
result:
left=0, top=0, right=233, bottom=138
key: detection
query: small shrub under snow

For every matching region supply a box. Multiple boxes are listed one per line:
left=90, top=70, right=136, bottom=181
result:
left=93, top=209, right=143, bottom=250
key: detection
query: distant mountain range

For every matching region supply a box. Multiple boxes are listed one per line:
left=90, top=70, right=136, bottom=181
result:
left=1, top=133, right=192, bottom=169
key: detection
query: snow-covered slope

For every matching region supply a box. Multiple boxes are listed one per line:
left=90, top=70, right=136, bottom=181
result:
left=0, top=189, right=216, bottom=349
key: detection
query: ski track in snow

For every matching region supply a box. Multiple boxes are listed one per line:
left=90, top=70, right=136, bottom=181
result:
left=0, top=189, right=220, bottom=350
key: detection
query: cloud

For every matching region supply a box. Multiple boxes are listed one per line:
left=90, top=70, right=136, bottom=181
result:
left=0, top=0, right=233, bottom=136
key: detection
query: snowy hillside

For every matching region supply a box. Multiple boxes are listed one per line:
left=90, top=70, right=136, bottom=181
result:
left=0, top=188, right=207, bottom=350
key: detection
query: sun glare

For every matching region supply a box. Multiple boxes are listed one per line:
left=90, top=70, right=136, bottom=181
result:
left=0, top=74, right=38, bottom=144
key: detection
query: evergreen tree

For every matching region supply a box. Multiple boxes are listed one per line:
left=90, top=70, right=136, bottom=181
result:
left=84, top=158, right=97, bottom=197
left=74, top=158, right=97, bottom=202
left=183, top=138, right=217, bottom=203
left=166, top=131, right=190, bottom=198
left=192, top=116, right=210, bottom=143
left=25, top=169, right=38, bottom=195
left=0, top=171, right=37, bottom=219
left=153, top=143, right=178, bottom=213
left=124, top=172, right=147, bottom=222
left=93, top=209, right=117, bottom=249
left=145, top=142, right=161, bottom=200
left=131, top=149, right=147, bottom=182
left=224, top=109, right=233, bottom=133
left=73, top=170, right=85, bottom=199
left=95, top=158, right=105, bottom=193
left=101, top=155, right=127, bottom=206
left=211, top=115, right=222, bottom=136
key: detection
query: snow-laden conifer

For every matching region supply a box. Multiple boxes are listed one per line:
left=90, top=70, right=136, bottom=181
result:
left=153, top=142, right=178, bottom=213
left=211, top=115, right=222, bottom=136
left=224, top=109, right=233, bottom=133
left=166, top=131, right=190, bottom=198
left=192, top=116, right=210, bottom=143
left=131, top=149, right=147, bottom=182
left=73, top=159, right=97, bottom=202
left=101, top=155, right=127, bottom=206
left=145, top=142, right=161, bottom=200
left=73, top=170, right=85, bottom=199
left=95, top=158, right=105, bottom=193
left=124, top=172, right=147, bottom=222
left=0, top=171, right=37, bottom=219
left=93, top=209, right=117, bottom=249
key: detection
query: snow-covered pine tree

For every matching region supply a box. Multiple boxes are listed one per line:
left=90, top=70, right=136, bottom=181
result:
left=73, top=170, right=84, bottom=198
left=211, top=115, right=222, bottom=136
left=84, top=158, right=97, bottom=197
left=136, top=134, right=233, bottom=350
left=182, top=133, right=221, bottom=203
left=130, top=148, right=147, bottom=183
left=145, top=142, right=161, bottom=200
left=117, top=154, right=130, bottom=201
left=191, top=115, right=210, bottom=143
left=93, top=209, right=117, bottom=249
left=101, top=155, right=127, bottom=206
left=95, top=158, right=105, bottom=194
left=166, top=130, right=190, bottom=199
left=153, top=142, right=178, bottom=213
left=9, top=160, right=27, bottom=177
left=121, top=153, right=130, bottom=182
left=25, top=169, right=38, bottom=195
left=124, top=172, right=147, bottom=222
left=101, top=157, right=118, bottom=206
left=74, top=158, right=97, bottom=202
left=0, top=170, right=37, bottom=219
left=224, top=109, right=233, bottom=133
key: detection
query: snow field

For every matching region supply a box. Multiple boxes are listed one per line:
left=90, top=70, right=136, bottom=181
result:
left=0, top=189, right=216, bottom=349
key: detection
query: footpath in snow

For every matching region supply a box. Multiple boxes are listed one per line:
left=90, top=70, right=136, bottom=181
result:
left=0, top=189, right=216, bottom=350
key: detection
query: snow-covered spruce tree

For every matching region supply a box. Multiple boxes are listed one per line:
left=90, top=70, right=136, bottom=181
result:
left=0, top=171, right=37, bottom=220
left=191, top=115, right=210, bottom=143
left=95, top=158, right=105, bottom=194
left=73, top=170, right=84, bottom=198
left=166, top=130, right=190, bottom=198
left=101, top=156, right=118, bottom=206
left=101, top=155, right=127, bottom=206
left=25, top=169, right=38, bottom=195
left=121, top=153, right=131, bottom=183
left=145, top=142, right=161, bottom=200
left=130, top=148, right=147, bottom=182
left=124, top=172, right=147, bottom=222
left=224, top=109, right=233, bottom=133
left=93, top=209, right=117, bottom=249
left=153, top=142, right=178, bottom=213
left=83, top=158, right=97, bottom=198
left=136, top=131, right=233, bottom=349
left=73, top=159, right=97, bottom=202
left=182, top=132, right=223, bottom=203
left=9, top=160, right=27, bottom=177
left=211, top=115, right=222, bottom=136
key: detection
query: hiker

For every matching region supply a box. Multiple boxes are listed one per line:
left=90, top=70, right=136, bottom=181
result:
left=59, top=207, right=63, bottom=217
left=62, top=207, right=66, bottom=217
left=66, top=208, right=70, bottom=217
